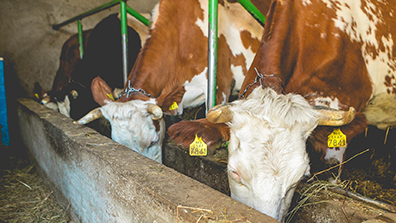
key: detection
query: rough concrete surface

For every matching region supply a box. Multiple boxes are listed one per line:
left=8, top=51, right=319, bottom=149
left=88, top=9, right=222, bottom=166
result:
left=17, top=98, right=278, bottom=223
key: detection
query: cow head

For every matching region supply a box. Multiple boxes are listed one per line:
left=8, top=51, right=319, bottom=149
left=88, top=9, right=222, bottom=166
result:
left=75, top=77, right=185, bottom=163
left=207, top=87, right=356, bottom=221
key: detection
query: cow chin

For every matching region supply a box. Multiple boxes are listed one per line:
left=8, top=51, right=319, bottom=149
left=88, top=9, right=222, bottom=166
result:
left=100, top=100, right=165, bottom=163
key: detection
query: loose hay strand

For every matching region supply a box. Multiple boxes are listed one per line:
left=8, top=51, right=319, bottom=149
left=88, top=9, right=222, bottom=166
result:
left=176, top=205, right=213, bottom=223
left=308, top=149, right=370, bottom=182
left=384, top=127, right=390, bottom=144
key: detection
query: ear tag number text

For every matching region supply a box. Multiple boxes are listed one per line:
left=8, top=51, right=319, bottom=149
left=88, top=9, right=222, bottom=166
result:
left=328, top=128, right=347, bottom=147
left=189, top=134, right=208, bottom=156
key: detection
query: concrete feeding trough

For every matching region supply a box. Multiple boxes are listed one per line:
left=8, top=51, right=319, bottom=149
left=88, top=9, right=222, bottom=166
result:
left=17, top=98, right=278, bottom=223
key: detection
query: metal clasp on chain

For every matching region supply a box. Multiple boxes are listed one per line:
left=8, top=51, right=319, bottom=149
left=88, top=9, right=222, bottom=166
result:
left=239, top=68, right=285, bottom=99
left=121, top=80, right=154, bottom=98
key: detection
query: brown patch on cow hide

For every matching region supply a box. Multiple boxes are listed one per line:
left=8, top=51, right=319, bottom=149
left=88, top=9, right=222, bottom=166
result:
left=127, top=0, right=207, bottom=99
left=240, top=30, right=260, bottom=52
left=385, top=75, right=396, bottom=94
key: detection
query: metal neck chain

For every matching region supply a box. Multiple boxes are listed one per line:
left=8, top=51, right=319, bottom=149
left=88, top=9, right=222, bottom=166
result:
left=239, top=68, right=284, bottom=99
left=121, top=80, right=154, bottom=98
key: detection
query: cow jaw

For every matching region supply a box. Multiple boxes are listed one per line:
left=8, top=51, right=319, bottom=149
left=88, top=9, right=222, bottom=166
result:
left=100, top=99, right=165, bottom=163
left=224, top=88, right=319, bottom=221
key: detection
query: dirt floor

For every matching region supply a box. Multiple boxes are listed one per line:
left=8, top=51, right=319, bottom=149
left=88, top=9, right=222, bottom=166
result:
left=0, top=148, right=72, bottom=223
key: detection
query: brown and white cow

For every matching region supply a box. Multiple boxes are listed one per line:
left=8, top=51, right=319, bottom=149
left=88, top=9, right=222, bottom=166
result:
left=76, top=0, right=269, bottom=163
left=168, top=0, right=396, bottom=221
left=36, top=13, right=150, bottom=120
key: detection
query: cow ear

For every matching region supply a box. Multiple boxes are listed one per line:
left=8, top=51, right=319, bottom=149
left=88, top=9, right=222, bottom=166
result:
left=91, top=76, right=115, bottom=106
left=34, top=82, right=46, bottom=100
left=156, top=86, right=186, bottom=116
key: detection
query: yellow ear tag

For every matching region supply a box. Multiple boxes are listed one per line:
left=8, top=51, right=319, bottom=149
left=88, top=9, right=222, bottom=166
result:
left=34, top=93, right=39, bottom=99
left=327, top=128, right=347, bottom=147
left=169, top=102, right=178, bottom=111
left=189, top=134, right=208, bottom=156
left=107, top=93, right=115, bottom=101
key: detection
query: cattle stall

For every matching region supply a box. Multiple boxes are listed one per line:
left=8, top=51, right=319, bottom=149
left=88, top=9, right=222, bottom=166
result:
left=17, top=96, right=396, bottom=223
left=16, top=98, right=278, bottom=222
left=7, top=0, right=396, bottom=222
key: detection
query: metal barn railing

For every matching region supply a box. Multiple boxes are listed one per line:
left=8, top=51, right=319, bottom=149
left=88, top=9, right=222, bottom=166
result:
left=207, top=0, right=265, bottom=112
left=52, top=0, right=150, bottom=86
left=53, top=0, right=265, bottom=113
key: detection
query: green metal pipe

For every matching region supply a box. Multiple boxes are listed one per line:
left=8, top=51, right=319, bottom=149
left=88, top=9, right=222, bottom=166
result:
left=126, top=6, right=150, bottom=27
left=207, top=0, right=218, bottom=113
left=77, top=20, right=84, bottom=59
left=52, top=0, right=121, bottom=30
left=238, top=0, right=266, bottom=26
left=120, top=0, right=129, bottom=85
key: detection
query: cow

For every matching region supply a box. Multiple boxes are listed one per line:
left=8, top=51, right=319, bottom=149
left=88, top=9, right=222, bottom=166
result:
left=36, top=13, right=148, bottom=120
left=168, top=0, right=396, bottom=221
left=35, top=29, right=92, bottom=110
left=75, top=0, right=270, bottom=163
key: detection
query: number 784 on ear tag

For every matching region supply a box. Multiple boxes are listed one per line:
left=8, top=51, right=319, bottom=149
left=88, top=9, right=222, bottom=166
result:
left=189, top=134, right=208, bottom=156
left=327, top=128, right=347, bottom=147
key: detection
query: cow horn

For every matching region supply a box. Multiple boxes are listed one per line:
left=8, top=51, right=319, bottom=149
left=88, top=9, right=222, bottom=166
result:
left=316, top=106, right=356, bottom=126
left=207, top=104, right=234, bottom=124
left=147, top=104, right=163, bottom=120
left=73, top=107, right=103, bottom=125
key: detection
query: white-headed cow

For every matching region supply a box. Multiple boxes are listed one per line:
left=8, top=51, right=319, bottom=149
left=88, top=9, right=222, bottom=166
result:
left=168, top=0, right=396, bottom=221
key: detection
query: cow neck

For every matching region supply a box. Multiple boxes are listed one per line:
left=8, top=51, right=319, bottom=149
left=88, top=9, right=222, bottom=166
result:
left=239, top=68, right=285, bottom=99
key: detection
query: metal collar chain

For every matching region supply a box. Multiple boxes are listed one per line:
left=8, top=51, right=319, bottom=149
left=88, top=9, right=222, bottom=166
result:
left=121, top=80, right=154, bottom=98
left=239, top=68, right=285, bottom=99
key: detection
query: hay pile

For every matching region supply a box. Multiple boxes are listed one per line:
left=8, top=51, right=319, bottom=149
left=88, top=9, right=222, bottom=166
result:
left=0, top=157, right=71, bottom=223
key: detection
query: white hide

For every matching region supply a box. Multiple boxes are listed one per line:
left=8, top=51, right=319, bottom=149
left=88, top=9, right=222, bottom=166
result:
left=179, top=0, right=263, bottom=111
left=322, top=0, right=395, bottom=98
left=180, top=68, right=208, bottom=115
left=57, top=95, right=71, bottom=117
left=100, top=99, right=165, bottom=163
left=225, top=88, right=319, bottom=221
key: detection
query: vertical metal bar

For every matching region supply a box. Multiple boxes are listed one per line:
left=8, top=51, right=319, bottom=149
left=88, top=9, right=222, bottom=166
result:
left=207, top=0, right=218, bottom=114
left=237, top=0, right=266, bottom=26
left=120, top=0, right=128, bottom=85
left=77, top=20, right=84, bottom=59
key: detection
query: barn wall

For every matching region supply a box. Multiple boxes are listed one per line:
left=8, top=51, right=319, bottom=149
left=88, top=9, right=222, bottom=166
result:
left=0, top=0, right=160, bottom=155
left=17, top=98, right=278, bottom=223
left=0, top=0, right=159, bottom=97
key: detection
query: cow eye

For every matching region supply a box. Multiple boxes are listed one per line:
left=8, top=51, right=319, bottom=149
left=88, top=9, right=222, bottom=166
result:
left=228, top=167, right=241, bottom=183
